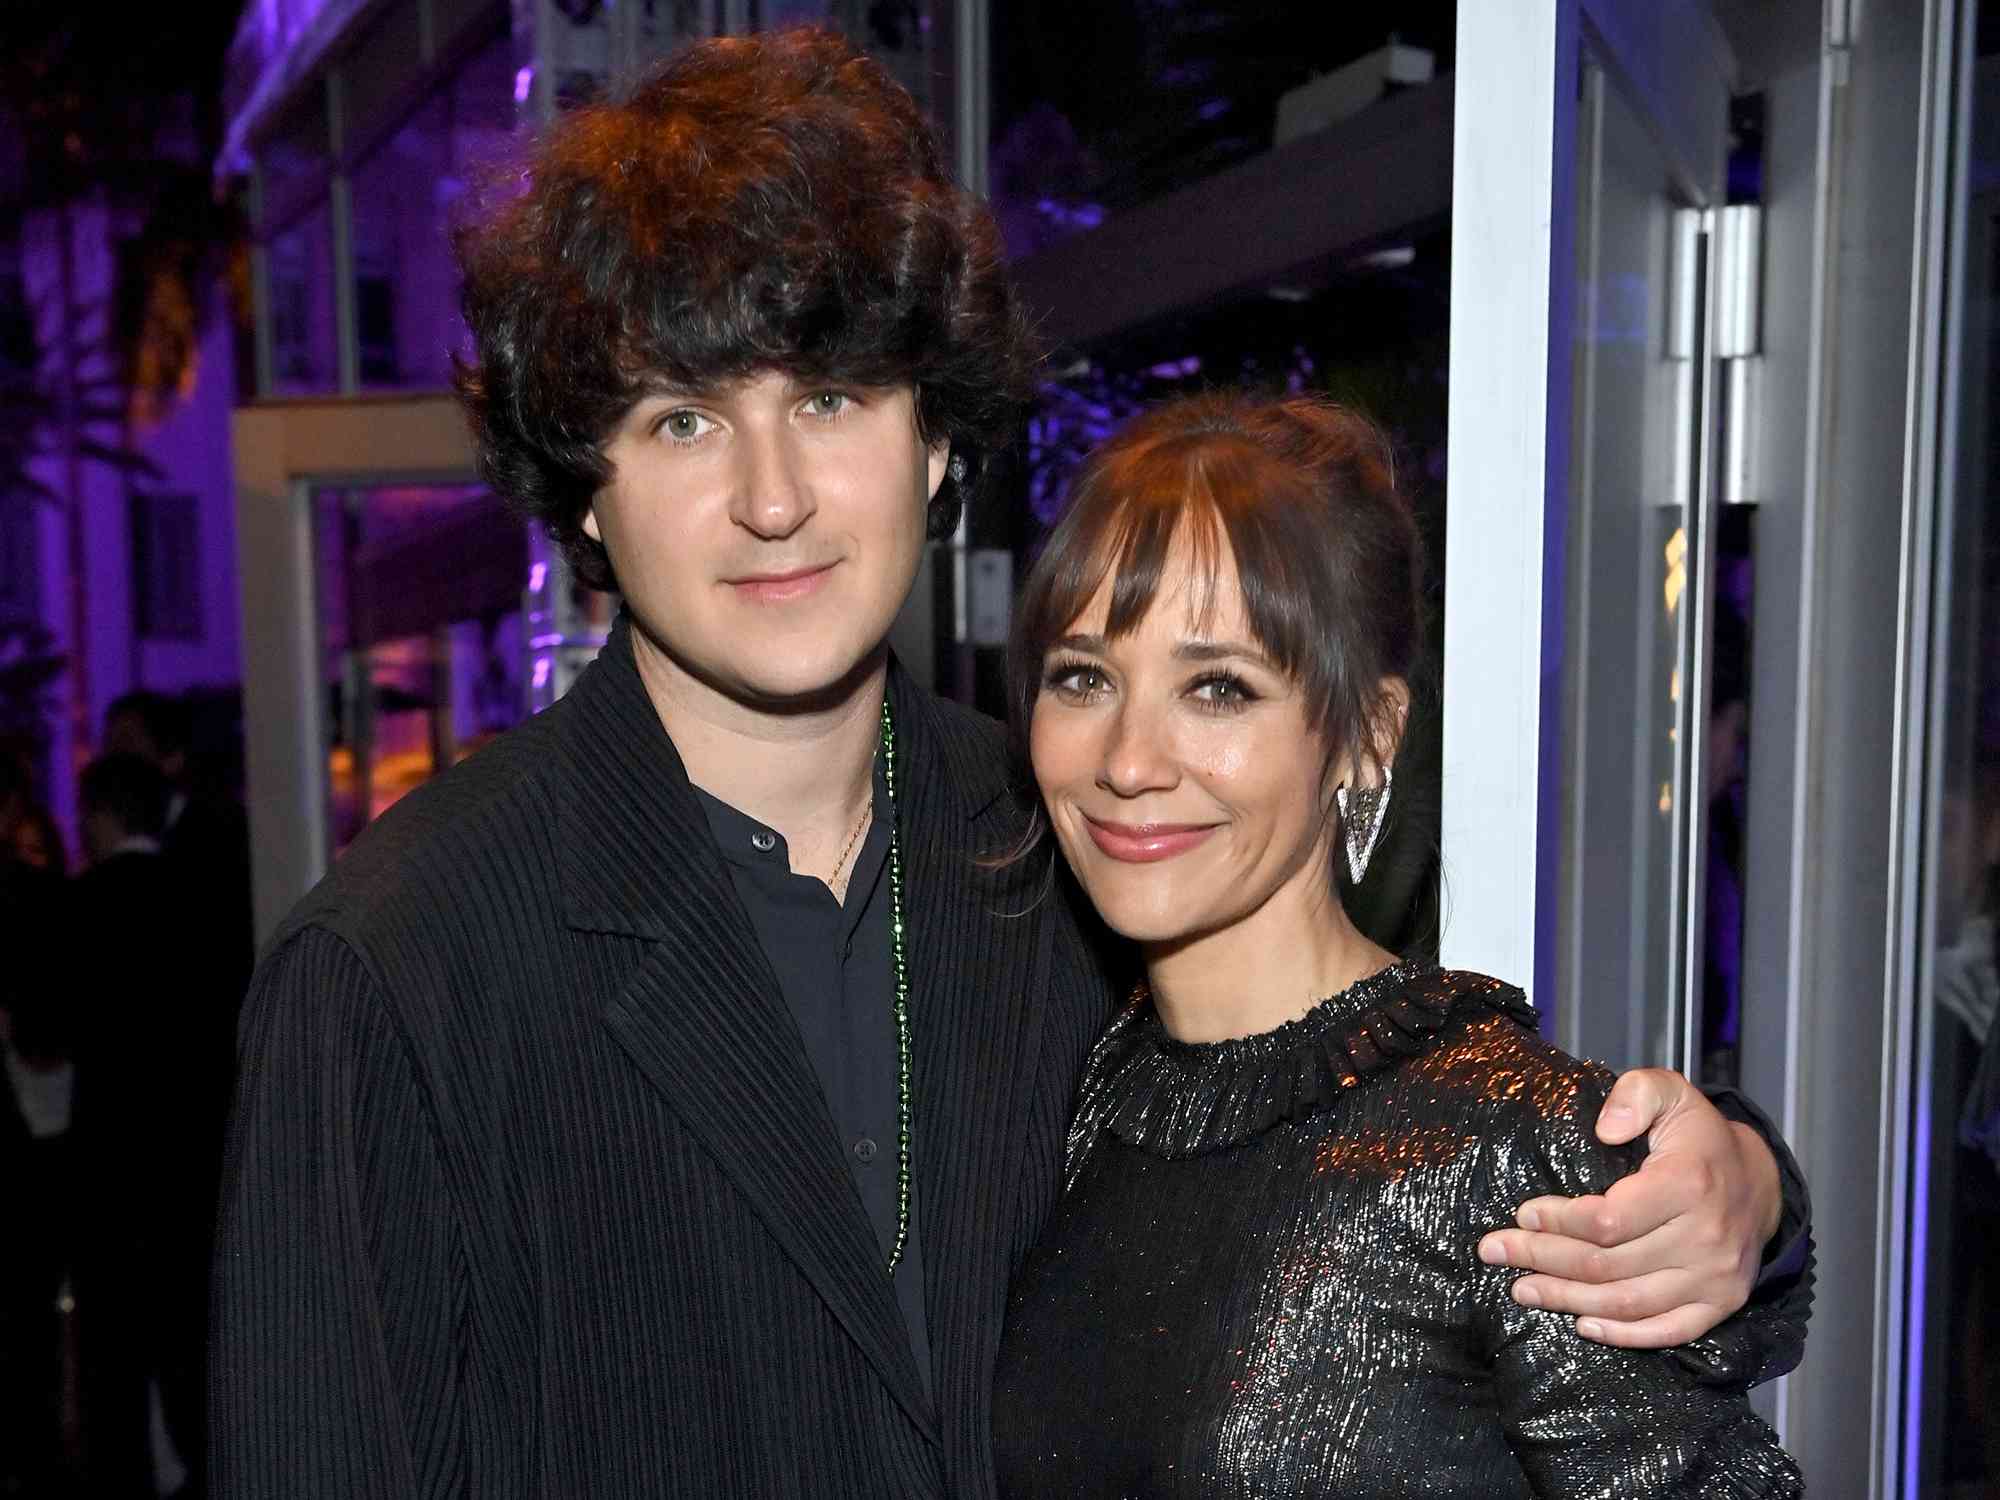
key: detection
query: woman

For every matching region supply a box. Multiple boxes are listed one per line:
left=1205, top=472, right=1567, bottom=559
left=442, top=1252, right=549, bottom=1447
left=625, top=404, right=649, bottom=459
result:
left=990, top=393, right=1804, bottom=1496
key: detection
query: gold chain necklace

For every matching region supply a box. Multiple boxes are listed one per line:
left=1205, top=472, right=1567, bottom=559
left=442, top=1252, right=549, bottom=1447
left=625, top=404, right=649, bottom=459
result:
left=829, top=791, right=871, bottom=896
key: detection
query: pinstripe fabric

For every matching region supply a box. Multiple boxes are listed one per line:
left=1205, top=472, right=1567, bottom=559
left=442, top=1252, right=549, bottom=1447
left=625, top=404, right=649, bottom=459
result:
left=211, top=619, right=1114, bottom=1498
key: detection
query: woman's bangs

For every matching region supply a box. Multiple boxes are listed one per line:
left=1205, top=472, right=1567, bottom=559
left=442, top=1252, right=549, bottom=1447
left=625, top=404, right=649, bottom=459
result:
left=1024, top=430, right=1317, bottom=674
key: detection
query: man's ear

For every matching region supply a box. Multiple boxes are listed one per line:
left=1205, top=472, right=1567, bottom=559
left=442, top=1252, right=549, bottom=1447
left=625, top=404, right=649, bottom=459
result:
left=926, top=441, right=951, bottom=503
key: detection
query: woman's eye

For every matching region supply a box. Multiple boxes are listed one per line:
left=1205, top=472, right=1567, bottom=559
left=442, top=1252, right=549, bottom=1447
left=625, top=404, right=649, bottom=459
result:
left=1190, top=673, right=1257, bottom=709
left=1043, top=662, right=1108, bottom=700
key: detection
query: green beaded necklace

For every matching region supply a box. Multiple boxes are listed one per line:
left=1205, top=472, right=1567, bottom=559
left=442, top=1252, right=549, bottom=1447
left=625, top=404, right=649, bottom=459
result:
left=879, top=694, right=914, bottom=1275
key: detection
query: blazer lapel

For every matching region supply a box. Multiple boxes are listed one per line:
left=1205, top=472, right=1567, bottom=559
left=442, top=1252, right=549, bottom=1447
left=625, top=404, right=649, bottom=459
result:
left=603, top=923, right=939, bottom=1442
left=552, top=621, right=937, bottom=1443
left=888, top=675, right=1052, bottom=1447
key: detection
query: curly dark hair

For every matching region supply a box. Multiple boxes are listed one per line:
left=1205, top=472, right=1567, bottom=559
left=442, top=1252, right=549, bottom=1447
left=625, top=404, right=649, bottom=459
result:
left=454, top=27, right=1040, bottom=591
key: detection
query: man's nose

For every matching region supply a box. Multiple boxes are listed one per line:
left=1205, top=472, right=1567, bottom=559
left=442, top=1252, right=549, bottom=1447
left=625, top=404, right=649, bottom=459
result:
left=731, top=426, right=816, bottom=539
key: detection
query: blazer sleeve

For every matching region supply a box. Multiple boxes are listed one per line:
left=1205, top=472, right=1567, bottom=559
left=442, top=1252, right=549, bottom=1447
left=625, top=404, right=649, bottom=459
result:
left=1474, top=1065, right=1804, bottom=1498
left=210, top=924, right=464, bottom=1499
left=1679, top=1085, right=1817, bottom=1385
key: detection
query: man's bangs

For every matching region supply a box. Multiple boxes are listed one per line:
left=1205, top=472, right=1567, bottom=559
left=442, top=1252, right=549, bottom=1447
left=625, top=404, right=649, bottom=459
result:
left=610, top=260, right=860, bottom=397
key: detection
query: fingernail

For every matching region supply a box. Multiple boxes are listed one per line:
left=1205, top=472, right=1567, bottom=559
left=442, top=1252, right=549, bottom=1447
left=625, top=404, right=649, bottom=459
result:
left=1515, top=1281, right=1541, bottom=1308
left=1478, top=1237, right=1507, bottom=1266
left=1577, top=1318, right=1604, bottom=1340
left=1602, top=1103, right=1633, bottom=1122
left=1518, top=1206, right=1542, bottom=1232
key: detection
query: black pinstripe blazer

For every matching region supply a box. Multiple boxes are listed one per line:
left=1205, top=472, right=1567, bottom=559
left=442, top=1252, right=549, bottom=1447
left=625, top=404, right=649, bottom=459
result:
left=211, top=618, right=1116, bottom=1498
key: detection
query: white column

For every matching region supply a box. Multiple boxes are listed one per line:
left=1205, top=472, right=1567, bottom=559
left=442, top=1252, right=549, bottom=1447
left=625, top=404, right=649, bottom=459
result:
left=1440, top=0, right=1575, bottom=1000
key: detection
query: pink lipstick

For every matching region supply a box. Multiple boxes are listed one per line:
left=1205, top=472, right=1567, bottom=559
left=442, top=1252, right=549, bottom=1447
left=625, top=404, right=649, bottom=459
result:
left=1083, top=816, right=1218, bottom=863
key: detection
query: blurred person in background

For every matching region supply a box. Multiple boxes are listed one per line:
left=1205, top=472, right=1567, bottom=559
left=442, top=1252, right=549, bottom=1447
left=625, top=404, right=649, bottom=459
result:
left=12, top=804, right=69, bottom=875
left=1934, top=758, right=2000, bottom=1493
left=0, top=742, right=26, bottom=854
left=68, top=752, right=216, bottom=1496
left=0, top=743, right=68, bottom=876
left=1, top=860, right=82, bottom=1494
left=105, top=690, right=254, bottom=992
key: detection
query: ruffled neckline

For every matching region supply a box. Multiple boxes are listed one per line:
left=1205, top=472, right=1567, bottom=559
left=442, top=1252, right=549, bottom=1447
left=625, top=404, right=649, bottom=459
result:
left=1081, top=963, right=1538, bottom=1159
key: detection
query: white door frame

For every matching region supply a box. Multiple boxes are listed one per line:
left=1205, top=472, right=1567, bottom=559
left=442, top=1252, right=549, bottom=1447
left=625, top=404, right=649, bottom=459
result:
left=232, top=394, right=478, bottom=941
left=1440, top=0, right=1732, bottom=1002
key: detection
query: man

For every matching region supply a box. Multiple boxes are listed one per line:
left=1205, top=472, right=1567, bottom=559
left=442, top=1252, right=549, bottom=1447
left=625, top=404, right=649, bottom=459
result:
left=212, top=29, right=1807, bottom=1497
left=104, top=689, right=255, bottom=993
left=70, top=753, right=215, bottom=1493
left=0, top=859, right=77, bottom=1495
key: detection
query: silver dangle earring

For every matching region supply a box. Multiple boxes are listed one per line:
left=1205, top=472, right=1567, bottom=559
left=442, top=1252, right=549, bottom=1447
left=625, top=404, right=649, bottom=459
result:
left=1335, top=766, right=1393, bottom=884
left=947, top=452, right=969, bottom=486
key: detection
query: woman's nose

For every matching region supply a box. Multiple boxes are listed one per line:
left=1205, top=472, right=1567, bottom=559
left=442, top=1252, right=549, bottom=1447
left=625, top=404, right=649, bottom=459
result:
left=1097, top=701, right=1179, bottom=798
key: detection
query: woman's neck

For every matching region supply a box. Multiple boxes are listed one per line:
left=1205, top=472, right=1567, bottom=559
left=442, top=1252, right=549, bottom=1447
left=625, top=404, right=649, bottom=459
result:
left=1143, top=867, right=1399, bottom=1044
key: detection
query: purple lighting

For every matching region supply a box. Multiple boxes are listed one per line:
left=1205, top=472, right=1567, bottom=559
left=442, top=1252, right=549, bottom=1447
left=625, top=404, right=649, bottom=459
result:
left=1034, top=198, right=1105, bottom=233
left=514, top=65, right=535, bottom=107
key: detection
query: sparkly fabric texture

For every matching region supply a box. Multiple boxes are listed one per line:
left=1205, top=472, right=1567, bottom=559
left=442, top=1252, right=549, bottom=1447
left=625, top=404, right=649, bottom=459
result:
left=992, top=965, right=1807, bottom=1498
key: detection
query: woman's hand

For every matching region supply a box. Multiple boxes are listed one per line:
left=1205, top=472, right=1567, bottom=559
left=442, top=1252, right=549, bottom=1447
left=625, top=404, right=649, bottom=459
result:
left=1476, top=1068, right=1783, bottom=1347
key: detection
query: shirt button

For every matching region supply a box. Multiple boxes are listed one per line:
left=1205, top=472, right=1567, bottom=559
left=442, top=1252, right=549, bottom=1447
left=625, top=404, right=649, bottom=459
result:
left=750, top=830, right=777, bottom=852
left=852, top=1137, right=878, bottom=1163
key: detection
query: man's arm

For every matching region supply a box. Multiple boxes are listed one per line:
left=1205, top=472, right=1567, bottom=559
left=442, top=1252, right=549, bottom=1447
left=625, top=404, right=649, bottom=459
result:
left=1475, top=1068, right=1803, bottom=1496
left=211, top=926, right=461, bottom=1497
left=1477, top=1069, right=1808, bottom=1353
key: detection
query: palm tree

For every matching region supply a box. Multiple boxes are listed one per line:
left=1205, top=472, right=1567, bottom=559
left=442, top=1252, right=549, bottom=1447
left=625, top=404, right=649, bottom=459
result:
left=0, top=4, right=244, bottom=781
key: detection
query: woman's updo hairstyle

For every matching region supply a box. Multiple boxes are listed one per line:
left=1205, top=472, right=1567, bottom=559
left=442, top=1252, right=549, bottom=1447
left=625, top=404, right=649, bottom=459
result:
left=1006, top=391, right=1425, bottom=865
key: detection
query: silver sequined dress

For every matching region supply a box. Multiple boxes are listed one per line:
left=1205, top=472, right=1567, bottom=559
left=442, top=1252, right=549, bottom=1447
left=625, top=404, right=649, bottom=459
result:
left=991, top=964, right=1808, bottom=1498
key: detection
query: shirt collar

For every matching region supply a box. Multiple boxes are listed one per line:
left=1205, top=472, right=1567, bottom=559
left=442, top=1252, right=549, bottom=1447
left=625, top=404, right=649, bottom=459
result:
left=692, top=756, right=891, bottom=872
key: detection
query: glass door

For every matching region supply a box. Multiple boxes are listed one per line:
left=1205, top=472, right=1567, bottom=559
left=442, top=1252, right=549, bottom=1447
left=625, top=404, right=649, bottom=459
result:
left=1901, top=4, right=2000, bottom=1491
left=308, top=483, right=532, bottom=854
left=1556, top=59, right=1719, bottom=1075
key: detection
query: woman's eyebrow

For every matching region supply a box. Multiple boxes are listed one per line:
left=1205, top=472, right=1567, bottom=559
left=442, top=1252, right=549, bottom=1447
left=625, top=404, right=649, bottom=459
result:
left=1174, top=639, right=1273, bottom=666
left=1049, top=633, right=1108, bottom=654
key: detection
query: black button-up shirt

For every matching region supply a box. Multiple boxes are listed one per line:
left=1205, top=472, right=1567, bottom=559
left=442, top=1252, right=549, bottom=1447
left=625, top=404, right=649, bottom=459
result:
left=693, top=764, right=931, bottom=1394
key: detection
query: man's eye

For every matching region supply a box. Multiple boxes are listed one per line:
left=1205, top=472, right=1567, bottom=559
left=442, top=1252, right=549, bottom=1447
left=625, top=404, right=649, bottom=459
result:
left=660, top=410, right=709, bottom=442
left=806, top=391, right=850, bottom=418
